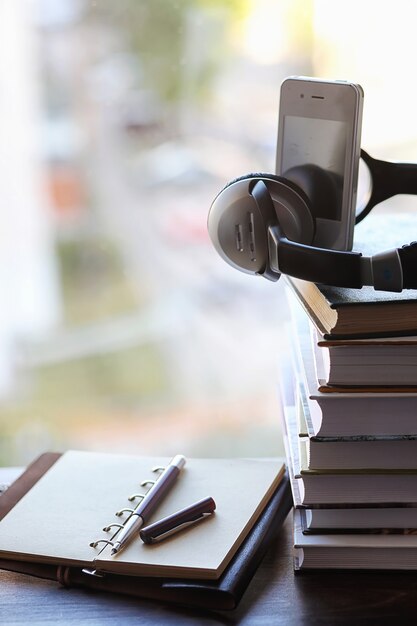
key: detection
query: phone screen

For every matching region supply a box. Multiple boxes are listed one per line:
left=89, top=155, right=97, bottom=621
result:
left=281, top=115, right=347, bottom=220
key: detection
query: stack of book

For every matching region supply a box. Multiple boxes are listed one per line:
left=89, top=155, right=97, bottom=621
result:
left=281, top=214, right=417, bottom=571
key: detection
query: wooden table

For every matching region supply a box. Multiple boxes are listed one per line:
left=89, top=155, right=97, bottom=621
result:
left=2, top=514, right=417, bottom=625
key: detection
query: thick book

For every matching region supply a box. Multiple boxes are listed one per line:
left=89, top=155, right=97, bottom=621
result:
left=0, top=451, right=292, bottom=611
left=315, top=328, right=417, bottom=387
left=299, top=506, right=417, bottom=533
left=286, top=275, right=417, bottom=340
left=296, top=377, right=417, bottom=471
left=281, top=381, right=417, bottom=505
left=285, top=213, right=417, bottom=340
left=288, top=285, right=417, bottom=389
left=294, top=340, right=417, bottom=437
left=288, top=292, right=417, bottom=436
left=294, top=509, right=417, bottom=571
left=288, top=460, right=417, bottom=532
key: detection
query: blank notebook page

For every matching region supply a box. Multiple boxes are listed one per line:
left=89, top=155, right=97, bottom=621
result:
left=0, top=451, right=285, bottom=579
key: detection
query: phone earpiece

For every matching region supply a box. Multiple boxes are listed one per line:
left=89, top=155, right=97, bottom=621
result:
left=207, top=173, right=315, bottom=280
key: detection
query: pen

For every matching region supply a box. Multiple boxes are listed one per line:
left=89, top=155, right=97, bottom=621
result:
left=111, top=454, right=186, bottom=555
left=139, top=496, right=216, bottom=544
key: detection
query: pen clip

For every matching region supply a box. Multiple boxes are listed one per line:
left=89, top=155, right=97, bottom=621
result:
left=144, top=512, right=213, bottom=544
left=140, top=496, right=216, bottom=544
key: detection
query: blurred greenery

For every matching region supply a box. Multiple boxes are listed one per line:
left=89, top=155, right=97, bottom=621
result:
left=58, top=238, right=139, bottom=325
left=0, top=342, right=171, bottom=465
left=87, top=0, right=248, bottom=107
left=31, top=344, right=169, bottom=406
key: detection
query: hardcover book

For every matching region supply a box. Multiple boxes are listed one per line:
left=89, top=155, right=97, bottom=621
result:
left=296, top=378, right=417, bottom=471
left=280, top=381, right=417, bottom=505
left=294, top=509, right=417, bottom=570
left=287, top=291, right=417, bottom=437
left=299, top=506, right=417, bottom=533
left=285, top=213, right=417, bottom=339
left=314, top=327, right=417, bottom=387
left=288, top=458, right=417, bottom=533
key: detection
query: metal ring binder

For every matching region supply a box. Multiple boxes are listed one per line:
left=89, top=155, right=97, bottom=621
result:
left=102, top=523, right=124, bottom=532
left=89, top=461, right=168, bottom=554
left=115, top=507, right=135, bottom=517
left=127, top=493, right=146, bottom=502
left=89, top=539, right=114, bottom=549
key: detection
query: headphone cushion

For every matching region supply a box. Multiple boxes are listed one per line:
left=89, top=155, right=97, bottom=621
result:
left=218, top=172, right=315, bottom=245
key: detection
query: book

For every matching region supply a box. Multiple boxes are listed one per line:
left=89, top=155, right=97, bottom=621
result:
left=296, top=341, right=417, bottom=437
left=0, top=450, right=284, bottom=579
left=315, top=328, right=417, bottom=387
left=0, top=451, right=292, bottom=610
left=281, top=384, right=417, bottom=505
left=296, top=377, right=417, bottom=471
left=288, top=293, right=417, bottom=436
left=289, top=285, right=417, bottom=389
left=287, top=275, right=417, bottom=340
left=289, top=461, right=417, bottom=532
left=294, top=509, right=417, bottom=570
left=285, top=213, right=417, bottom=340
left=286, top=439, right=417, bottom=532
left=300, top=506, right=417, bottom=533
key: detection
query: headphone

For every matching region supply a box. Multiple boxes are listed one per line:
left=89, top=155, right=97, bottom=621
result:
left=208, top=150, right=417, bottom=292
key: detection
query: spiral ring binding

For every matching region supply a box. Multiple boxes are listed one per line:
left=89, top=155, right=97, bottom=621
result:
left=89, top=539, right=114, bottom=549
left=115, top=507, right=135, bottom=517
left=127, top=493, right=145, bottom=502
left=102, top=523, right=124, bottom=532
left=140, top=479, right=156, bottom=487
left=89, top=463, right=168, bottom=552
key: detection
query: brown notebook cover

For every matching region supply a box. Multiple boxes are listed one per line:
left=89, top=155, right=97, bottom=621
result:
left=0, top=453, right=292, bottom=611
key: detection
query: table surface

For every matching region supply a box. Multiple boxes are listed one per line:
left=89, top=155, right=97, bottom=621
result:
left=2, top=514, right=417, bottom=626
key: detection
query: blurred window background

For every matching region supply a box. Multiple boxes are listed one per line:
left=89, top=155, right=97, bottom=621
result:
left=1, top=0, right=417, bottom=465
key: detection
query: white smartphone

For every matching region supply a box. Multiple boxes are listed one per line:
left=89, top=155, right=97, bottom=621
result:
left=276, top=76, right=364, bottom=251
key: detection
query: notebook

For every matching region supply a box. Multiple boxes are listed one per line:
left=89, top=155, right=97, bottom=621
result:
left=0, top=450, right=285, bottom=581
left=0, top=452, right=292, bottom=610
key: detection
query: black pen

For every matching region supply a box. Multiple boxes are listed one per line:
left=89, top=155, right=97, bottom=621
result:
left=111, top=455, right=186, bottom=555
left=140, top=496, right=216, bottom=544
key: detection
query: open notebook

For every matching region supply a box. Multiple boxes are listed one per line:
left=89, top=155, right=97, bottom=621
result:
left=0, top=450, right=285, bottom=581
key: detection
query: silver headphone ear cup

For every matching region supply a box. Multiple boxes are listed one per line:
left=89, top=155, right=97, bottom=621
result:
left=208, top=173, right=315, bottom=277
left=216, top=173, right=314, bottom=243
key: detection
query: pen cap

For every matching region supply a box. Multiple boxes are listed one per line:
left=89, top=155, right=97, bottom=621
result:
left=140, top=496, right=216, bottom=544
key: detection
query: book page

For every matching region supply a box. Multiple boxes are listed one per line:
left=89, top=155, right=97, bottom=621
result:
left=0, top=451, right=284, bottom=579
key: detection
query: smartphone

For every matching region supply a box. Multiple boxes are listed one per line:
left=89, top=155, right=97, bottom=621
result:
left=276, top=76, right=364, bottom=250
